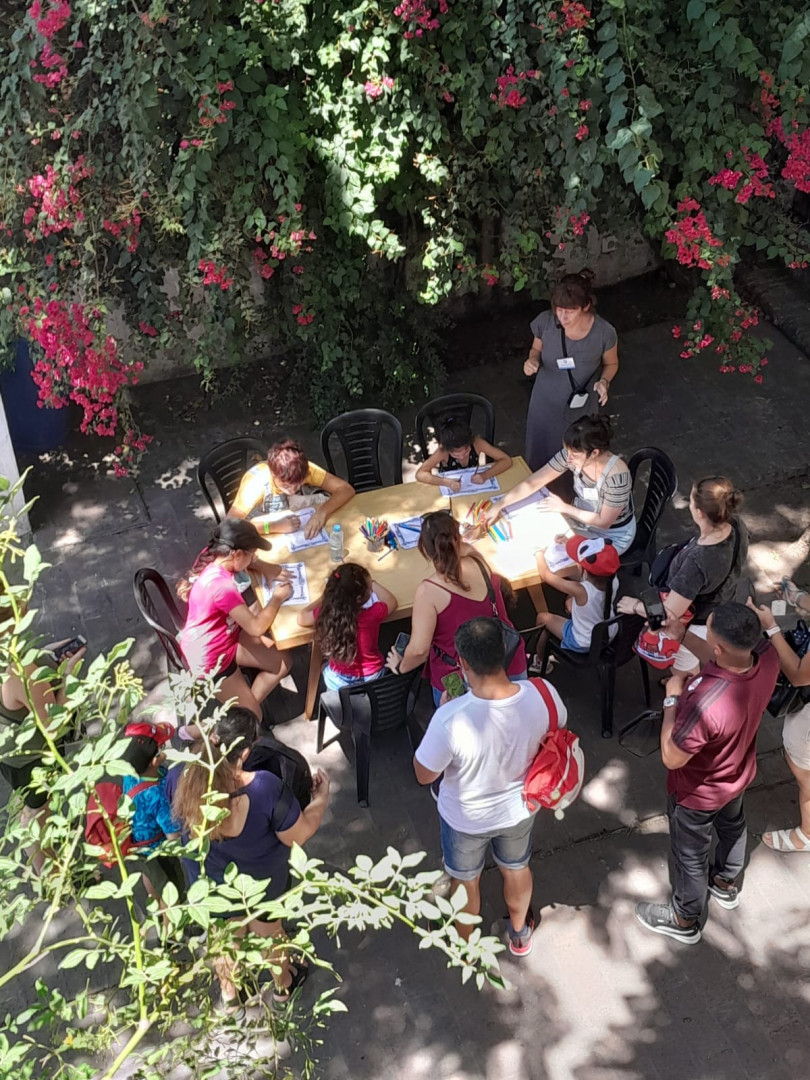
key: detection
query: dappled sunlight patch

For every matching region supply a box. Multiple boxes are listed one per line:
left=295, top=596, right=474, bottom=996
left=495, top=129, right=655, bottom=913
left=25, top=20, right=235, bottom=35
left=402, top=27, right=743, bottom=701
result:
left=581, top=757, right=630, bottom=818
left=154, top=458, right=197, bottom=491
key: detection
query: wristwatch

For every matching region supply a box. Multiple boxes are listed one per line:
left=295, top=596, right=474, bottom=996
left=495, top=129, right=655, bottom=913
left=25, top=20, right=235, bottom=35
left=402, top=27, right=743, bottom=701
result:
left=765, top=625, right=781, bottom=638
left=663, top=695, right=681, bottom=709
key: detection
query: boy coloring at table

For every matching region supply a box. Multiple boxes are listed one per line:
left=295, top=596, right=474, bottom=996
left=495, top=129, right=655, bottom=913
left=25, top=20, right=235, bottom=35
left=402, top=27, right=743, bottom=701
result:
left=416, top=417, right=512, bottom=494
left=298, top=564, right=398, bottom=690
left=534, top=535, right=620, bottom=656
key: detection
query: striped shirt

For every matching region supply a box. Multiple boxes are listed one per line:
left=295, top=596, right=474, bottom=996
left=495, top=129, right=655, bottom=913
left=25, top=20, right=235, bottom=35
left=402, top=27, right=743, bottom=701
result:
left=548, top=449, right=634, bottom=524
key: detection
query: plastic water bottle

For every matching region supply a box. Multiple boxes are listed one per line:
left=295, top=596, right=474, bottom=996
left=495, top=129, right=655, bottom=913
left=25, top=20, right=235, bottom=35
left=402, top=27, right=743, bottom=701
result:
left=329, top=523, right=344, bottom=563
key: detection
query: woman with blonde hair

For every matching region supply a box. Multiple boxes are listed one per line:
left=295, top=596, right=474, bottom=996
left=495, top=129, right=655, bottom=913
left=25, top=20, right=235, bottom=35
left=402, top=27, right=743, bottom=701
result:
left=171, top=707, right=330, bottom=1009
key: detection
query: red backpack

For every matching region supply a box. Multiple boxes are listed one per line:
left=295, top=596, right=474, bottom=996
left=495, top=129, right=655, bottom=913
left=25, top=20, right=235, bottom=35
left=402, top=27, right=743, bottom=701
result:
left=522, top=678, right=584, bottom=819
left=85, top=780, right=157, bottom=867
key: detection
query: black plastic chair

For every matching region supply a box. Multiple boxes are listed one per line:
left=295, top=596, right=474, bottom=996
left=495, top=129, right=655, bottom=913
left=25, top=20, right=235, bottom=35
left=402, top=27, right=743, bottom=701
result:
left=539, top=613, right=650, bottom=739
left=197, top=437, right=267, bottom=522
left=621, top=448, right=678, bottom=575
left=320, top=409, right=403, bottom=492
left=414, top=393, right=496, bottom=460
left=133, top=568, right=188, bottom=673
left=316, top=666, right=424, bottom=806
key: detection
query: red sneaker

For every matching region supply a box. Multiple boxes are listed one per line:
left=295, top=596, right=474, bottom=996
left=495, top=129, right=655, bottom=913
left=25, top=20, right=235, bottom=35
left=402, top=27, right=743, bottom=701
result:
left=507, top=907, right=535, bottom=956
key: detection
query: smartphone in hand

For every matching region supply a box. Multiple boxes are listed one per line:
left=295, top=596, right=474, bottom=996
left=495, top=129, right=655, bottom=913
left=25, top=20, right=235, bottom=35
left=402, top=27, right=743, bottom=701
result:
left=394, top=632, right=410, bottom=656
left=640, top=589, right=666, bottom=632
left=441, top=672, right=466, bottom=699
left=49, top=635, right=87, bottom=662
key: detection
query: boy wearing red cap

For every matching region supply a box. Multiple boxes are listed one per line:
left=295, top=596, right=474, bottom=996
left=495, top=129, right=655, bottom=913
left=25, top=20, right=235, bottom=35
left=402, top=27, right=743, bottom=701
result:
left=535, top=535, right=620, bottom=654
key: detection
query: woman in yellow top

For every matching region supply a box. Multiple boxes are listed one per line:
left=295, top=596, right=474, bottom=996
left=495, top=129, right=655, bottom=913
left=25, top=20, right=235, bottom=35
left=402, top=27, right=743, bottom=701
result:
left=228, top=439, right=354, bottom=539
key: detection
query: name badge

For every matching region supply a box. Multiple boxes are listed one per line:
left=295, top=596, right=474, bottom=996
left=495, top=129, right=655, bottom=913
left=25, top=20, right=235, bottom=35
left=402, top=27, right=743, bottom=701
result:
left=557, top=356, right=576, bottom=370
left=581, top=487, right=599, bottom=503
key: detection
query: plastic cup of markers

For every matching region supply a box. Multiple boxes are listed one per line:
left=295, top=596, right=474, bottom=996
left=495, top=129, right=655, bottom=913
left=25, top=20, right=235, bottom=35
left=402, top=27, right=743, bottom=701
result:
left=366, top=537, right=384, bottom=553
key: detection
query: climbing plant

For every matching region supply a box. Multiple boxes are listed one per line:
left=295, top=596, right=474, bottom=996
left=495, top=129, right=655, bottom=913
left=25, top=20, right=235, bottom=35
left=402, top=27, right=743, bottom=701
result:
left=1, top=1, right=809, bottom=468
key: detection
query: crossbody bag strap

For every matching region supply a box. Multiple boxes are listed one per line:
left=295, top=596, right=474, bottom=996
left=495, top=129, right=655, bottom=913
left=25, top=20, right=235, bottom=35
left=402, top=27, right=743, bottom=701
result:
left=127, top=779, right=158, bottom=800
left=560, top=324, right=598, bottom=394
left=529, top=677, right=558, bottom=731
left=470, top=555, right=498, bottom=615
left=271, top=784, right=295, bottom=833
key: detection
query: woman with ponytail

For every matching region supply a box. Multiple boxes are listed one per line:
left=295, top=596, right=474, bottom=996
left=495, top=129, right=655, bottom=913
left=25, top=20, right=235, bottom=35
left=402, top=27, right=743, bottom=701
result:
left=172, top=707, right=330, bottom=1008
left=619, top=476, right=748, bottom=673
left=177, top=519, right=293, bottom=720
left=297, top=564, right=397, bottom=689
left=386, top=511, right=525, bottom=705
left=523, top=269, right=620, bottom=471
left=488, top=414, right=636, bottom=555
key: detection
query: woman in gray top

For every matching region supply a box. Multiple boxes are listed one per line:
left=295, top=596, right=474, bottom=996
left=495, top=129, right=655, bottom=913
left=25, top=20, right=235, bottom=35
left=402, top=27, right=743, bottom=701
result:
left=619, top=476, right=748, bottom=674
left=524, top=269, right=619, bottom=471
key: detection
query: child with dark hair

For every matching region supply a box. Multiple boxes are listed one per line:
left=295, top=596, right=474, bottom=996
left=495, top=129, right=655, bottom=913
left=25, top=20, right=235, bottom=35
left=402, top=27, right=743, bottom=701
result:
left=416, top=416, right=511, bottom=493
left=121, top=720, right=184, bottom=904
left=121, top=721, right=181, bottom=848
left=298, top=564, right=398, bottom=689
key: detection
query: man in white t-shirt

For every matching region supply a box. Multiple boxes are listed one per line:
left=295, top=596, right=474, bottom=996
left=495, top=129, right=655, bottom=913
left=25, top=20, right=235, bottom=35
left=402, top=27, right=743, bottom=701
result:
left=414, top=617, right=566, bottom=957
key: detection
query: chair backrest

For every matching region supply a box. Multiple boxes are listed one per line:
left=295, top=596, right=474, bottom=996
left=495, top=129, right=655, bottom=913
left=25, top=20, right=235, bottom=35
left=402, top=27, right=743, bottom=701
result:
left=627, top=447, right=678, bottom=553
left=414, top=393, right=496, bottom=460
left=197, top=437, right=267, bottom=522
left=338, top=667, right=422, bottom=737
left=587, top=613, right=645, bottom=667
left=132, top=568, right=188, bottom=672
left=320, top=409, right=403, bottom=492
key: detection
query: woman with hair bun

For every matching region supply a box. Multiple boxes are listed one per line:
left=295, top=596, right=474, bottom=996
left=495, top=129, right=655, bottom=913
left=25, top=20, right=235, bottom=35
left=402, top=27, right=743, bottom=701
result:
left=488, top=415, right=636, bottom=554
left=385, top=511, right=525, bottom=706
left=619, top=476, right=748, bottom=673
left=523, top=269, right=620, bottom=471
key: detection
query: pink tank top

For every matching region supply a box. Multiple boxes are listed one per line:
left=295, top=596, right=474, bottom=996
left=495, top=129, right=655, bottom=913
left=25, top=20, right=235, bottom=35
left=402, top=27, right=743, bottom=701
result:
left=425, top=567, right=524, bottom=690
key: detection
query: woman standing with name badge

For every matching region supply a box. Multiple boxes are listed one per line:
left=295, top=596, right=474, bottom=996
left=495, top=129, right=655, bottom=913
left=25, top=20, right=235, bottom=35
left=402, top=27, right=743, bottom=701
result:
left=523, top=269, right=620, bottom=472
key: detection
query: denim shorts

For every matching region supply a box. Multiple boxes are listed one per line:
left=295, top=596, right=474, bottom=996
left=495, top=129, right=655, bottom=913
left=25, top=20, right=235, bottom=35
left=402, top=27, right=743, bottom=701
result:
left=561, top=620, right=589, bottom=653
left=323, top=665, right=385, bottom=691
left=439, top=813, right=537, bottom=881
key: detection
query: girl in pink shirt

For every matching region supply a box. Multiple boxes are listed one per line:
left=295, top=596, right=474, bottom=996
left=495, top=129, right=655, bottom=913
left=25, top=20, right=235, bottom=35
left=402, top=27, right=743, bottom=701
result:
left=298, top=564, right=398, bottom=690
left=178, top=519, right=292, bottom=720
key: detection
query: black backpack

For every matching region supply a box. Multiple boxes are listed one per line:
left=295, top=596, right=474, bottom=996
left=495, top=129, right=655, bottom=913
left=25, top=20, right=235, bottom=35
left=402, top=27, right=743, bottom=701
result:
left=244, top=732, right=312, bottom=810
left=767, top=620, right=810, bottom=718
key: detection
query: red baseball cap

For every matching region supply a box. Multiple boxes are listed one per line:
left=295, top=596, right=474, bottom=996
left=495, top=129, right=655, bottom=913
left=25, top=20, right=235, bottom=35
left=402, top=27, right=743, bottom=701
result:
left=564, top=534, right=621, bottom=577
left=124, top=721, right=174, bottom=746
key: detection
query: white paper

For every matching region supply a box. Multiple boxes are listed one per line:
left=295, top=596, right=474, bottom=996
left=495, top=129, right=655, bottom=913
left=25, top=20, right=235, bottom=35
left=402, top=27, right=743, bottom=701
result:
left=390, top=517, right=423, bottom=549
left=285, top=506, right=329, bottom=552
left=261, top=563, right=309, bottom=606
left=502, top=487, right=549, bottom=516
left=439, top=469, right=501, bottom=497
left=544, top=541, right=575, bottom=573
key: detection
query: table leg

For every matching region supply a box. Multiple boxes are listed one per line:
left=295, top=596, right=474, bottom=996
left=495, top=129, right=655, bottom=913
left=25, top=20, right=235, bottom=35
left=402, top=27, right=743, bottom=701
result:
left=304, top=640, right=324, bottom=720
left=527, top=582, right=548, bottom=616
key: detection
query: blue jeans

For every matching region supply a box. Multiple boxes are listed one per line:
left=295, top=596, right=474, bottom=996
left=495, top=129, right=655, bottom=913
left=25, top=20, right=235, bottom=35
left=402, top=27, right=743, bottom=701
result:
left=323, top=665, right=385, bottom=691
left=431, top=669, right=528, bottom=707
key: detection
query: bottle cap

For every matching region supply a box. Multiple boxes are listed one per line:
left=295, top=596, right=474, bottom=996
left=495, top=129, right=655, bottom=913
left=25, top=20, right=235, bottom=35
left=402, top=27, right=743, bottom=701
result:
left=333, top=524, right=341, bottom=532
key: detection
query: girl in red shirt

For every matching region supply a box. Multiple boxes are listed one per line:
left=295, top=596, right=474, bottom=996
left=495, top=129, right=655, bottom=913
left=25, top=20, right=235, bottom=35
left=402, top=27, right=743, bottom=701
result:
left=298, top=564, right=397, bottom=690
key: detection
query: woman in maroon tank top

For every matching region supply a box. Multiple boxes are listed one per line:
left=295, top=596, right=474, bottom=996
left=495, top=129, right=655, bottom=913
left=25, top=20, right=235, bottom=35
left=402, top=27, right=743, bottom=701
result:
left=386, top=511, right=526, bottom=705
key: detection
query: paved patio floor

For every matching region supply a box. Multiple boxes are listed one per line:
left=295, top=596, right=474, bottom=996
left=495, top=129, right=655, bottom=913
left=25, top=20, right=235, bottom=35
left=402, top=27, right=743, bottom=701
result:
left=4, top=317, right=810, bottom=1079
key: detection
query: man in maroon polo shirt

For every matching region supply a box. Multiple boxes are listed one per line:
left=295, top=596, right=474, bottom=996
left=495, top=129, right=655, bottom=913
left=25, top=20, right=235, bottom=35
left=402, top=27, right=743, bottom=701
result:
left=636, top=602, right=779, bottom=944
